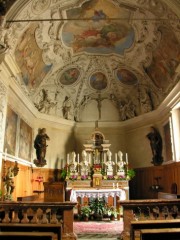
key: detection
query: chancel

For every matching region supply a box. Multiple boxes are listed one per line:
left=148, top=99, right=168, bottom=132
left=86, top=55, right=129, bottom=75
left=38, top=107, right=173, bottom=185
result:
left=0, top=0, right=180, bottom=240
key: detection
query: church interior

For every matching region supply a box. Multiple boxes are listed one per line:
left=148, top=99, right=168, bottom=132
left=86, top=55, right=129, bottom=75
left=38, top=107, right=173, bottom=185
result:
left=0, top=0, right=180, bottom=239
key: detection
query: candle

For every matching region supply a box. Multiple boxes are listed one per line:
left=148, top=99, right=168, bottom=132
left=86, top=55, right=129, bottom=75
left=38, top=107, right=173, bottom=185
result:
left=77, top=154, right=79, bottom=164
left=113, top=183, right=115, bottom=188
left=117, top=183, right=119, bottom=188
left=104, top=152, right=107, bottom=163
left=67, top=153, right=69, bottom=165
left=4, top=148, right=7, bottom=161
left=115, top=153, right=117, bottom=164
left=126, top=153, right=128, bottom=164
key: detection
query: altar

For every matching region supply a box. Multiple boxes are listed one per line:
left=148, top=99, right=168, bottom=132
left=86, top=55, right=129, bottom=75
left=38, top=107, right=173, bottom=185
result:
left=65, top=126, right=134, bottom=212
left=69, top=188, right=126, bottom=208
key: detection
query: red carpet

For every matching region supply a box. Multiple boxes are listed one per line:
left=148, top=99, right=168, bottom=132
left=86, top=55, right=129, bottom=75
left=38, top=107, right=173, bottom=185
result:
left=73, top=220, right=124, bottom=234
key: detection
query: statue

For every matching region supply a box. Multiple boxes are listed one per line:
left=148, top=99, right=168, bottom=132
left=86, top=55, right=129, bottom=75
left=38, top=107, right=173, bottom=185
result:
left=69, top=151, right=78, bottom=174
left=34, top=128, right=50, bottom=167
left=80, top=150, right=89, bottom=176
left=4, top=161, right=19, bottom=200
left=105, top=150, right=115, bottom=175
left=117, top=151, right=125, bottom=178
left=146, top=127, right=163, bottom=166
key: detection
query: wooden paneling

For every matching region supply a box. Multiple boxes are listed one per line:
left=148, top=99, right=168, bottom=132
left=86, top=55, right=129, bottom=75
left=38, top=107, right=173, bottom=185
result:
left=130, top=162, right=180, bottom=199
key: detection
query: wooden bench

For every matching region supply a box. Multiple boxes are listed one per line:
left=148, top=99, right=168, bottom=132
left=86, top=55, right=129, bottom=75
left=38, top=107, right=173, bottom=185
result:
left=130, top=219, right=180, bottom=240
left=0, top=231, right=55, bottom=240
left=140, top=228, right=180, bottom=240
left=0, top=223, right=62, bottom=240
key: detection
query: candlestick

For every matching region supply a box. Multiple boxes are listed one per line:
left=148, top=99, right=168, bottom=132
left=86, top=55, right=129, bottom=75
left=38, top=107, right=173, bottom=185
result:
left=117, top=183, right=119, bottom=188
left=113, top=183, right=115, bottom=189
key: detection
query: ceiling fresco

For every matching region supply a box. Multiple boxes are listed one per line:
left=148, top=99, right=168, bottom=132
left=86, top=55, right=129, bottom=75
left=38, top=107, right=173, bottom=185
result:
left=1, top=0, right=180, bottom=122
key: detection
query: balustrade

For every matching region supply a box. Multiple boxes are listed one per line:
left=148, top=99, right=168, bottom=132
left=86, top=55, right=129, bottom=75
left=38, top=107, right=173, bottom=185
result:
left=120, top=199, right=180, bottom=240
left=0, top=201, right=77, bottom=240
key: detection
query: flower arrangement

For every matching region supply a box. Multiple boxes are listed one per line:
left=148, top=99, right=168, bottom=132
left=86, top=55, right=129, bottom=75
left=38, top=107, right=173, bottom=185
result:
left=81, top=175, right=88, bottom=180
left=69, top=175, right=78, bottom=181
left=107, top=175, right=114, bottom=180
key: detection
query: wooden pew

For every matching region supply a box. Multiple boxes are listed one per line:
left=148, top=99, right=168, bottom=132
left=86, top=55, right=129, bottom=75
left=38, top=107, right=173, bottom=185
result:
left=131, top=219, right=180, bottom=240
left=0, top=223, right=61, bottom=240
left=140, top=228, right=180, bottom=240
left=0, top=231, right=55, bottom=240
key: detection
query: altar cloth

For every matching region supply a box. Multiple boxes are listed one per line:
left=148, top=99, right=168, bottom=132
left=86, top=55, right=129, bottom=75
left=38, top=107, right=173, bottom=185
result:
left=70, top=188, right=126, bottom=202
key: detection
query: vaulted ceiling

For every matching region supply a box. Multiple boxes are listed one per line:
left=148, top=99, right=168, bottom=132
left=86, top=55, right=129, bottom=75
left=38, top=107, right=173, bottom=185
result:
left=1, top=0, right=180, bottom=122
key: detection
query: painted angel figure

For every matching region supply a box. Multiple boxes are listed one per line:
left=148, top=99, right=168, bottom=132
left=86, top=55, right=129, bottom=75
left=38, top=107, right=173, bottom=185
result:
left=4, top=161, right=19, bottom=200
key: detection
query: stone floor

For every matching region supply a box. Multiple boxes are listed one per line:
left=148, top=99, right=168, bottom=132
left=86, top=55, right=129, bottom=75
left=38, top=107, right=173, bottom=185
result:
left=77, top=233, right=122, bottom=239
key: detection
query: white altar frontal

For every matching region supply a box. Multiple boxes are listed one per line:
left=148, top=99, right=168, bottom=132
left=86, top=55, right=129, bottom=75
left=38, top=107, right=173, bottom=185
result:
left=69, top=188, right=126, bottom=208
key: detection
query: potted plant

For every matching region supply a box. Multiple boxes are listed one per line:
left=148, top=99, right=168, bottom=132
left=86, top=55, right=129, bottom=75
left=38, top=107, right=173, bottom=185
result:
left=108, top=206, right=117, bottom=220
left=89, top=197, right=106, bottom=220
left=126, top=168, right=136, bottom=180
left=80, top=205, right=91, bottom=221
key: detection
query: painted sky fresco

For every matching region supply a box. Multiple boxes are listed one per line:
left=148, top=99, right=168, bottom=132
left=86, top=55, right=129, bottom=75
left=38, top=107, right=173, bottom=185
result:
left=60, top=68, right=80, bottom=85
left=62, top=0, right=135, bottom=54
left=90, top=72, right=107, bottom=90
left=117, top=68, right=138, bottom=85
left=145, top=26, right=180, bottom=90
left=15, top=23, right=52, bottom=90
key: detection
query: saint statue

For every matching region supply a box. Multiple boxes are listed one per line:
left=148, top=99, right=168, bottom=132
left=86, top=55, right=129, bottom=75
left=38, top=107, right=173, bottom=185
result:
left=69, top=151, right=78, bottom=174
left=34, top=128, right=50, bottom=167
left=80, top=150, right=89, bottom=176
left=146, top=127, right=163, bottom=165
left=117, top=151, right=125, bottom=177
left=105, top=150, right=115, bottom=175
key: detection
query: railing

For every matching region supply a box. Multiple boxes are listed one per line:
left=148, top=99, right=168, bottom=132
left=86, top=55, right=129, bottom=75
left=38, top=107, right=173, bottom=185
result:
left=0, top=201, right=77, bottom=240
left=120, top=199, right=180, bottom=240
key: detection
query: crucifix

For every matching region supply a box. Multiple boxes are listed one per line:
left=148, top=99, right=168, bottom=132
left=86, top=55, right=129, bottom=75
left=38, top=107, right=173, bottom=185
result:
left=94, top=93, right=106, bottom=120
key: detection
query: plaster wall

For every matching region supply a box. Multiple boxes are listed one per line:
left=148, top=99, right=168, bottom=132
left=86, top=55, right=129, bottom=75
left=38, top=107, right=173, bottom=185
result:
left=3, top=81, right=179, bottom=170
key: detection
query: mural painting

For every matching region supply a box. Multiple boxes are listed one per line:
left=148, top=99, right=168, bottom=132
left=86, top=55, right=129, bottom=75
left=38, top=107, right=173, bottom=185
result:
left=116, top=68, right=138, bottom=85
left=90, top=72, right=107, bottom=90
left=60, top=68, right=80, bottom=85
left=144, top=26, right=180, bottom=90
left=62, top=0, right=134, bottom=54
left=4, top=106, right=18, bottom=155
left=18, top=119, right=32, bottom=162
left=15, top=23, right=52, bottom=90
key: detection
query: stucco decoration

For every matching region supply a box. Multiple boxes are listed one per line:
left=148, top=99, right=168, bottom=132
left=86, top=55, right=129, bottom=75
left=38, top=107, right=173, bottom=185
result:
left=0, top=82, right=8, bottom=152
left=1, top=0, right=179, bottom=122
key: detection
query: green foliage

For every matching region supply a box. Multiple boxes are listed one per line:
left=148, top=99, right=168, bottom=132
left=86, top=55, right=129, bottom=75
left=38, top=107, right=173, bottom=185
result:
left=89, top=197, right=106, bottom=216
left=60, top=168, right=67, bottom=180
left=80, top=205, right=91, bottom=217
left=127, top=168, right=136, bottom=180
